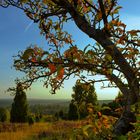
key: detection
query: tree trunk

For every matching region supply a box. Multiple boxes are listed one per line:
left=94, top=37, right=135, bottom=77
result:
left=113, top=93, right=137, bottom=135
left=113, top=110, right=136, bottom=135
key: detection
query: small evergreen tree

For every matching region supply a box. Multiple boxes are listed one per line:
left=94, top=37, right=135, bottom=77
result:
left=10, top=83, right=28, bottom=123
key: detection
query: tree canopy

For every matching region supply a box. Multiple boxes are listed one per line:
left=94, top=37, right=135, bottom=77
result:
left=72, top=81, right=98, bottom=107
left=68, top=81, right=98, bottom=119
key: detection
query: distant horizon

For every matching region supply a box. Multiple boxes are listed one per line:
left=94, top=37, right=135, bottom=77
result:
left=0, top=98, right=113, bottom=101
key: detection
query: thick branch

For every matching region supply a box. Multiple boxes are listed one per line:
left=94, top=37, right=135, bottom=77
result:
left=98, top=0, right=108, bottom=25
left=108, top=74, right=129, bottom=97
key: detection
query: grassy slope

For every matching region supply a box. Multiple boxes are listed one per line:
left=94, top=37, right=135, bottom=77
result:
left=0, top=123, right=49, bottom=140
left=0, top=114, right=140, bottom=140
left=0, top=121, right=85, bottom=140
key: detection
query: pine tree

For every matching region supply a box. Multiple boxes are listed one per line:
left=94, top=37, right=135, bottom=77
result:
left=10, top=83, right=28, bottom=123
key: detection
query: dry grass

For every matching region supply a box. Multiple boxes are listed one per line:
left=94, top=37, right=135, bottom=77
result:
left=0, top=123, right=51, bottom=140
left=0, top=121, right=84, bottom=140
left=0, top=118, right=117, bottom=140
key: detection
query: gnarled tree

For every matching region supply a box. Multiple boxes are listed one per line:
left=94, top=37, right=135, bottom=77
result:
left=1, top=0, right=140, bottom=135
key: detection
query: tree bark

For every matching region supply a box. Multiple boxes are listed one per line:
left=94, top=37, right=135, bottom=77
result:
left=113, top=110, right=136, bottom=135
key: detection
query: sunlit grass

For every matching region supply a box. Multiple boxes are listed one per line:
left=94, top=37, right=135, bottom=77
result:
left=0, top=131, right=27, bottom=140
left=0, top=116, right=129, bottom=140
left=0, top=121, right=84, bottom=140
left=0, top=123, right=51, bottom=140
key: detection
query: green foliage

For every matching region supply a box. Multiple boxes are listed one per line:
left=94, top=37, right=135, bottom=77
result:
left=72, top=81, right=98, bottom=106
left=35, top=114, right=42, bottom=122
left=111, top=120, right=140, bottom=140
left=10, top=83, right=28, bottom=123
left=115, top=135, right=127, bottom=140
left=28, top=115, right=35, bottom=125
left=70, top=114, right=115, bottom=140
left=101, top=92, right=125, bottom=117
left=68, top=102, right=79, bottom=120
left=22, top=48, right=34, bottom=60
left=101, top=106, right=112, bottom=116
left=108, top=101, right=120, bottom=111
left=0, top=107, right=10, bottom=122
left=43, top=115, right=57, bottom=122
left=126, top=121, right=140, bottom=140
left=68, top=81, right=98, bottom=119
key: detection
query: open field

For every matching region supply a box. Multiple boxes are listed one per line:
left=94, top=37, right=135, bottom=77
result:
left=0, top=122, right=49, bottom=140
left=1, top=99, right=139, bottom=139
left=0, top=104, right=140, bottom=140
left=0, top=121, right=88, bottom=140
left=0, top=112, right=121, bottom=140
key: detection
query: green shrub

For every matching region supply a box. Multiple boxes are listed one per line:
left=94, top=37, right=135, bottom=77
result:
left=43, top=115, right=56, bottom=122
left=28, top=115, right=35, bottom=125
left=101, top=106, right=112, bottom=115
left=126, top=121, right=140, bottom=140
left=68, top=102, right=79, bottom=120
left=0, top=107, right=10, bottom=122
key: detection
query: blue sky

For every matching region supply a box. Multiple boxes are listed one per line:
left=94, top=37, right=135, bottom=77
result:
left=0, top=1, right=140, bottom=100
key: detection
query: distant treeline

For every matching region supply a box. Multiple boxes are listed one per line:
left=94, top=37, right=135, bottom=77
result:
left=0, top=99, right=112, bottom=107
left=29, top=104, right=69, bottom=115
